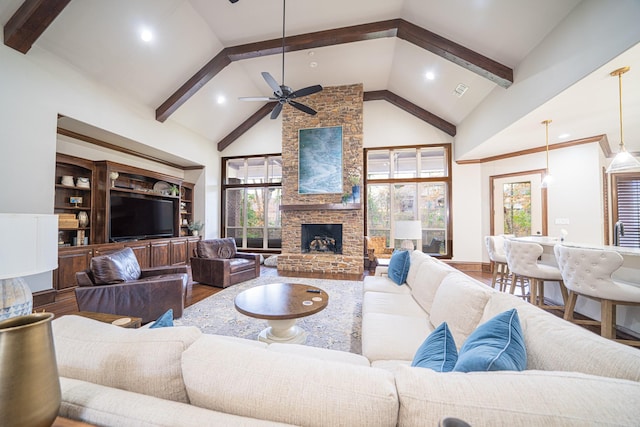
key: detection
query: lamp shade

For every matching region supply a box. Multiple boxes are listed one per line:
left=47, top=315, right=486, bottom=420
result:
left=395, top=220, right=422, bottom=240
left=0, top=214, right=58, bottom=280
left=0, top=214, right=58, bottom=320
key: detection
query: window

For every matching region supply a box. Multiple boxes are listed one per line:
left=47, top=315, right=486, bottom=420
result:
left=503, top=182, right=532, bottom=237
left=223, top=155, right=282, bottom=250
left=612, top=173, right=640, bottom=248
left=365, top=145, right=452, bottom=257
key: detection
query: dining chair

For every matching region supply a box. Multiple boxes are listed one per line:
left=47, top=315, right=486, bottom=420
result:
left=554, top=244, right=640, bottom=346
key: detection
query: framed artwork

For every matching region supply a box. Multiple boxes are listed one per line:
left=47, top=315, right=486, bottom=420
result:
left=298, top=126, right=343, bottom=194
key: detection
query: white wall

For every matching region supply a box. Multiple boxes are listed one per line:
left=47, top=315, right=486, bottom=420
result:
left=0, top=43, right=217, bottom=292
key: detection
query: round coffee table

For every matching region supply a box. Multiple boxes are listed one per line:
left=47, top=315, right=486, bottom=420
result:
left=234, top=283, right=328, bottom=344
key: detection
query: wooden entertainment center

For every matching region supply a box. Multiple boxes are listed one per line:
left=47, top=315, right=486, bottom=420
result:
left=34, top=154, right=199, bottom=311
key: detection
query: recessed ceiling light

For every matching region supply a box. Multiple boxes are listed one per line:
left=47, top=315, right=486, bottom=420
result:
left=309, top=61, right=318, bottom=68
left=140, top=29, right=153, bottom=42
left=558, top=133, right=570, bottom=139
left=425, top=71, right=435, bottom=80
left=217, top=95, right=226, bottom=104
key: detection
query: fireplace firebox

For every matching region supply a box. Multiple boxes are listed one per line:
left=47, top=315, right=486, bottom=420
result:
left=301, top=224, right=342, bottom=254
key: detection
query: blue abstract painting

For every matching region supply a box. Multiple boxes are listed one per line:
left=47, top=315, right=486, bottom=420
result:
left=298, top=126, right=343, bottom=194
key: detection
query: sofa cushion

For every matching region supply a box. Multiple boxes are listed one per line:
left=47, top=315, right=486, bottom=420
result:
left=411, top=322, right=458, bottom=372
left=52, top=315, right=201, bottom=403
left=362, top=313, right=433, bottom=362
left=405, top=250, right=433, bottom=288
left=394, top=367, right=640, bottom=427
left=363, top=292, right=426, bottom=318
left=363, top=275, right=412, bottom=295
left=409, top=259, right=456, bottom=313
left=90, top=247, right=141, bottom=284
left=182, top=335, right=399, bottom=427
left=388, top=250, right=410, bottom=285
left=228, top=258, right=254, bottom=273
left=59, top=377, right=294, bottom=427
left=429, top=274, right=493, bottom=347
left=453, top=309, right=526, bottom=372
left=196, top=237, right=237, bottom=259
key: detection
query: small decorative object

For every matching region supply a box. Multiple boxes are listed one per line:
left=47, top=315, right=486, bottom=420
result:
left=188, top=220, right=204, bottom=236
left=153, top=181, right=171, bottom=196
left=76, top=177, right=90, bottom=188
left=182, top=218, right=188, bottom=226
left=342, top=192, right=351, bottom=204
left=77, top=211, right=89, bottom=228
left=58, top=231, right=65, bottom=246
left=61, top=175, right=74, bottom=186
left=69, top=196, right=82, bottom=207
left=169, top=185, right=180, bottom=196
left=109, top=171, right=119, bottom=187
left=0, top=312, right=62, bottom=427
left=351, top=185, right=361, bottom=203
left=348, top=166, right=361, bottom=202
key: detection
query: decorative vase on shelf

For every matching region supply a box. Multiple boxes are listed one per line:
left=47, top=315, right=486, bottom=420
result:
left=77, top=211, right=89, bottom=228
left=191, top=230, right=199, bottom=237
left=351, top=185, right=361, bottom=203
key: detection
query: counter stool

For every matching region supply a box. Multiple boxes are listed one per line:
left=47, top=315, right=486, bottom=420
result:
left=554, top=244, right=640, bottom=347
left=504, top=239, right=568, bottom=310
left=484, top=235, right=510, bottom=292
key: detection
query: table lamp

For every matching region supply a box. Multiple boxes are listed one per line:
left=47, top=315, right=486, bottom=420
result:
left=0, top=213, right=58, bottom=320
left=395, top=220, right=422, bottom=251
left=0, top=213, right=61, bottom=427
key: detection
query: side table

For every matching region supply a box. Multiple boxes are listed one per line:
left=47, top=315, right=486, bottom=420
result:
left=70, top=311, right=142, bottom=328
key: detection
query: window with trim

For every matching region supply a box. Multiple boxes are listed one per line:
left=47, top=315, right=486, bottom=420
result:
left=365, top=145, right=452, bottom=257
left=222, top=155, right=282, bottom=250
left=612, top=172, right=640, bottom=248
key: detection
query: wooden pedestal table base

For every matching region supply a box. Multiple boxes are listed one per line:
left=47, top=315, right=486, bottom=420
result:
left=234, top=283, right=328, bottom=344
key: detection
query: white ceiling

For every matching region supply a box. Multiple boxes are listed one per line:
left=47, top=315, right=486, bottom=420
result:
left=2, top=0, right=639, bottom=162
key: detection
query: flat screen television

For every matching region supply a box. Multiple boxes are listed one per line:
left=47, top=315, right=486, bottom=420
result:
left=110, top=194, right=175, bottom=241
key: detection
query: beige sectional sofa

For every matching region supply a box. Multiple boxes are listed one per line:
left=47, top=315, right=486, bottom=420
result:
left=52, top=250, right=640, bottom=426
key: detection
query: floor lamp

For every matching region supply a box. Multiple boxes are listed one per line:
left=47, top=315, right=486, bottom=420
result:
left=0, top=213, right=61, bottom=427
left=395, top=220, right=422, bottom=251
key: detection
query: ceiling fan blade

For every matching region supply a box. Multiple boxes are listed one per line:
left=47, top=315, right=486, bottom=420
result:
left=289, top=100, right=317, bottom=116
left=270, top=102, right=284, bottom=119
left=238, top=96, right=276, bottom=101
left=261, top=72, right=283, bottom=96
left=290, top=84, right=323, bottom=99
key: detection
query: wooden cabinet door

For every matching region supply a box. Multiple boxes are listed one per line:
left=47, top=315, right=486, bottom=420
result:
left=170, top=239, right=188, bottom=265
left=150, top=240, right=170, bottom=267
left=55, top=248, right=92, bottom=290
left=186, top=237, right=200, bottom=265
left=124, top=241, right=151, bottom=268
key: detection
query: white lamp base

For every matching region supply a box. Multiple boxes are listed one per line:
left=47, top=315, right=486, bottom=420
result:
left=0, top=277, right=33, bottom=321
left=400, top=240, right=415, bottom=251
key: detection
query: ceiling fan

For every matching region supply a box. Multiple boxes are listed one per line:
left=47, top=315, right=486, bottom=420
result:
left=239, top=0, right=323, bottom=119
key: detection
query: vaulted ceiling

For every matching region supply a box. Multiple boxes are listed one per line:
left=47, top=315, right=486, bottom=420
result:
left=2, top=0, right=639, bottom=163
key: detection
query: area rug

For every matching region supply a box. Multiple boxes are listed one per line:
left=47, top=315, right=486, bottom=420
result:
left=174, top=275, right=363, bottom=354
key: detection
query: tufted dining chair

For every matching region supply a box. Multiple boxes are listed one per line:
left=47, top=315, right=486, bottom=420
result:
left=504, top=239, right=568, bottom=310
left=554, top=244, right=640, bottom=346
left=484, top=235, right=510, bottom=292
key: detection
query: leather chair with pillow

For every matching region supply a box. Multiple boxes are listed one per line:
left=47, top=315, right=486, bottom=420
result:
left=74, top=247, right=189, bottom=323
left=190, top=238, right=260, bottom=288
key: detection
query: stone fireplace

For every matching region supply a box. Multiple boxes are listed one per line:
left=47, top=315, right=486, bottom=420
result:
left=277, top=84, right=364, bottom=275
left=301, top=224, right=343, bottom=254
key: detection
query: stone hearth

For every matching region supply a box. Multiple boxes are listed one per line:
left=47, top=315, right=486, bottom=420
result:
left=278, top=84, right=364, bottom=275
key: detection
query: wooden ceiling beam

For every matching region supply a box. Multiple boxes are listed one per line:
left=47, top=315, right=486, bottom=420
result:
left=4, top=0, right=71, bottom=54
left=156, top=18, right=513, bottom=122
left=217, top=92, right=454, bottom=151
left=217, top=102, right=278, bottom=151
left=364, top=90, right=456, bottom=137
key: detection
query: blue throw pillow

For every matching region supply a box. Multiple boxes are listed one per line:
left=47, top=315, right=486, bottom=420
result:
left=150, top=309, right=174, bottom=329
left=411, top=322, right=458, bottom=372
left=388, top=249, right=410, bottom=285
left=453, top=308, right=526, bottom=372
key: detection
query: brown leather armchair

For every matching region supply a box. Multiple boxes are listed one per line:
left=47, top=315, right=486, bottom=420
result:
left=74, top=247, right=189, bottom=323
left=190, top=238, right=260, bottom=288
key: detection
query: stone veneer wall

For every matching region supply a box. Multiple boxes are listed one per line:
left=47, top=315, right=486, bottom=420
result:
left=278, top=84, right=364, bottom=274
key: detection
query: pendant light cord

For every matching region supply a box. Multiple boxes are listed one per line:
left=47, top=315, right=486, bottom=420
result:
left=618, top=71, right=624, bottom=151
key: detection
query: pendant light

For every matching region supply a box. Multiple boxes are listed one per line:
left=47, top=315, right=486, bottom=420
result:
left=541, top=119, right=553, bottom=188
left=606, top=66, right=640, bottom=173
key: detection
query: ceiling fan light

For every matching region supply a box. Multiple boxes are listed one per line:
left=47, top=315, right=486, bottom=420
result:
left=606, top=148, right=640, bottom=173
